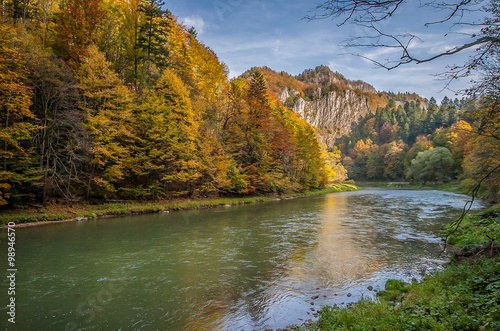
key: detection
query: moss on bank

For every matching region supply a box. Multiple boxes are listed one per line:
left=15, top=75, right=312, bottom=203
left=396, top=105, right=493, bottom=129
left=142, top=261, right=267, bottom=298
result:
left=0, top=184, right=358, bottom=227
left=304, top=204, right=500, bottom=331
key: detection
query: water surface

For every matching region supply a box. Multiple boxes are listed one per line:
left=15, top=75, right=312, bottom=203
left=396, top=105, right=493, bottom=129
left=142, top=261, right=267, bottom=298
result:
left=0, top=189, right=484, bottom=330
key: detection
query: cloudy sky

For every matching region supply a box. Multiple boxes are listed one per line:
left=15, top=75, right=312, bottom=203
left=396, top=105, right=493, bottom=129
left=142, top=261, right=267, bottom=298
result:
left=167, top=0, right=485, bottom=101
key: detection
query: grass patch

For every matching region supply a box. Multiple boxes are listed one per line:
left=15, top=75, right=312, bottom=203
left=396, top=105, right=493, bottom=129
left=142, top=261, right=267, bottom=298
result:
left=409, top=182, right=463, bottom=193
left=297, top=184, right=359, bottom=197
left=356, top=181, right=463, bottom=193
left=316, top=259, right=500, bottom=330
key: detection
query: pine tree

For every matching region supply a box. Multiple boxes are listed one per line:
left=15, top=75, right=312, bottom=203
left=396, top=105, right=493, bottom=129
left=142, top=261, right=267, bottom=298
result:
left=136, top=0, right=170, bottom=80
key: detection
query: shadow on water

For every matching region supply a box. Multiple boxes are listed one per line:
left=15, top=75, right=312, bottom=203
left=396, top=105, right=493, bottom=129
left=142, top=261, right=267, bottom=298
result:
left=0, top=188, right=484, bottom=330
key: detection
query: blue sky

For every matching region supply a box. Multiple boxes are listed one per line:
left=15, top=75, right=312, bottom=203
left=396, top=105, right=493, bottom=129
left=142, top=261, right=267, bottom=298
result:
left=167, top=0, right=485, bottom=101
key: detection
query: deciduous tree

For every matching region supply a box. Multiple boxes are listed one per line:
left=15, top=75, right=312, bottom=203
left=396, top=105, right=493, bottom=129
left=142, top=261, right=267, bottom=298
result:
left=52, top=0, right=107, bottom=63
left=408, top=147, right=455, bottom=184
left=76, top=45, right=135, bottom=197
left=0, top=21, right=38, bottom=205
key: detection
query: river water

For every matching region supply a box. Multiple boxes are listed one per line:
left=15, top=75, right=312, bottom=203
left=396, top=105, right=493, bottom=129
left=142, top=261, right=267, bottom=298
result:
left=0, top=189, right=484, bottom=330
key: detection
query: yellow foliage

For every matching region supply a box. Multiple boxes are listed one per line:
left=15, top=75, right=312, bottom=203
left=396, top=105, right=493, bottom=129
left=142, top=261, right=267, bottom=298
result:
left=0, top=21, right=38, bottom=205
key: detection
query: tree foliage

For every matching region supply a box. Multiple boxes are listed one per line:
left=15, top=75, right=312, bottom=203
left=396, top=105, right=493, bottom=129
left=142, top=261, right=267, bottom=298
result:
left=0, top=20, right=38, bottom=205
left=52, top=0, right=107, bottom=63
left=307, top=0, right=499, bottom=200
left=0, top=3, right=334, bottom=207
left=408, top=147, right=455, bottom=184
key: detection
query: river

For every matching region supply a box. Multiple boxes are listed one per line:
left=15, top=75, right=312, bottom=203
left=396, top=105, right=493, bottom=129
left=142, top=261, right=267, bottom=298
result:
left=0, top=189, right=485, bottom=330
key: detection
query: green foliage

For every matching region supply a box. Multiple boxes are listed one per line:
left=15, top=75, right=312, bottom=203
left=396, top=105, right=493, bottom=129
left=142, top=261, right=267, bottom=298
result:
left=444, top=204, right=500, bottom=249
left=298, top=184, right=358, bottom=196
left=136, top=0, right=170, bottom=71
left=407, top=147, right=455, bottom=184
left=335, top=93, right=498, bottom=203
left=376, top=279, right=409, bottom=302
left=316, top=257, right=500, bottom=331
left=0, top=21, right=39, bottom=205
left=335, top=96, right=468, bottom=183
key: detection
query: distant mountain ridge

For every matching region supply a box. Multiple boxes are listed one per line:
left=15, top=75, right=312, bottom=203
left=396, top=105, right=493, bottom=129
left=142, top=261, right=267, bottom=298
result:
left=296, top=65, right=377, bottom=94
left=242, top=65, right=427, bottom=149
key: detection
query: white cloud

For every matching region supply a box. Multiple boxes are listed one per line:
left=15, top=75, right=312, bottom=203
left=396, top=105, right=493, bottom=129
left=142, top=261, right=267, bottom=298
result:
left=182, top=15, right=206, bottom=35
left=177, top=0, right=477, bottom=101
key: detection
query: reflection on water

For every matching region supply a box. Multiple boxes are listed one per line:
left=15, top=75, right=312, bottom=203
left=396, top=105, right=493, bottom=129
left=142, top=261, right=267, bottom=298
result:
left=0, top=189, right=484, bottom=330
left=315, top=193, right=386, bottom=287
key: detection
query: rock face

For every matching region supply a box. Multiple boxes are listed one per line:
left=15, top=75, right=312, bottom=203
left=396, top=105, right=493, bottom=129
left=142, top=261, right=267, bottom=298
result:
left=249, top=65, right=428, bottom=150
left=246, top=65, right=382, bottom=149
left=348, top=80, right=378, bottom=94
left=278, top=87, right=300, bottom=104
left=291, top=88, right=374, bottom=148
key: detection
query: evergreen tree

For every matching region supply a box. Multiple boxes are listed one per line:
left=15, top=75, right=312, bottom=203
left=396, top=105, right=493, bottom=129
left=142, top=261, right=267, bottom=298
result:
left=429, top=97, right=437, bottom=108
left=136, top=0, right=170, bottom=78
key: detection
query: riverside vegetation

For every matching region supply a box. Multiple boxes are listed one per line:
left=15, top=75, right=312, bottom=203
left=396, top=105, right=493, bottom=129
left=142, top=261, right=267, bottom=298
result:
left=1, top=0, right=498, bottom=212
left=236, top=65, right=499, bottom=202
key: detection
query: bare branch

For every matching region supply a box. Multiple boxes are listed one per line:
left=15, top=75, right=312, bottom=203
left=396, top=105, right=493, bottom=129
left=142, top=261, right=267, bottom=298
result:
left=306, top=0, right=498, bottom=83
left=417, top=36, right=498, bottom=63
left=423, top=0, right=474, bottom=26
left=305, top=0, right=405, bottom=25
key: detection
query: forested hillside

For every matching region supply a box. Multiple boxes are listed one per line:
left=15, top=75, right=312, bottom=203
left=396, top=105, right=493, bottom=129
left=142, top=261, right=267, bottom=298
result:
left=335, top=96, right=499, bottom=201
left=245, top=66, right=499, bottom=202
left=0, top=0, right=332, bottom=207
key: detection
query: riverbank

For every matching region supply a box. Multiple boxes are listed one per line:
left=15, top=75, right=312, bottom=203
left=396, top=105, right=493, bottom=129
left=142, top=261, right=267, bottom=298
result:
left=296, top=204, right=500, bottom=331
left=356, top=181, right=463, bottom=193
left=0, top=184, right=358, bottom=227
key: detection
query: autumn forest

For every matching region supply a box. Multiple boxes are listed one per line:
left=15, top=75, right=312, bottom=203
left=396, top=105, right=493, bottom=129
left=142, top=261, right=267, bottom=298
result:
left=1, top=0, right=499, bottom=209
left=0, top=0, right=334, bottom=207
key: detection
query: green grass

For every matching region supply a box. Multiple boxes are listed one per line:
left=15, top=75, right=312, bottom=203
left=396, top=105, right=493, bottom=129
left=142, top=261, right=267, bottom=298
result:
left=308, top=204, right=500, bottom=331
left=408, top=182, right=463, bottom=193
left=316, top=259, right=500, bottom=330
left=0, top=184, right=358, bottom=226
left=355, top=181, right=463, bottom=193
left=296, top=184, right=359, bottom=197
left=443, top=204, right=500, bottom=249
